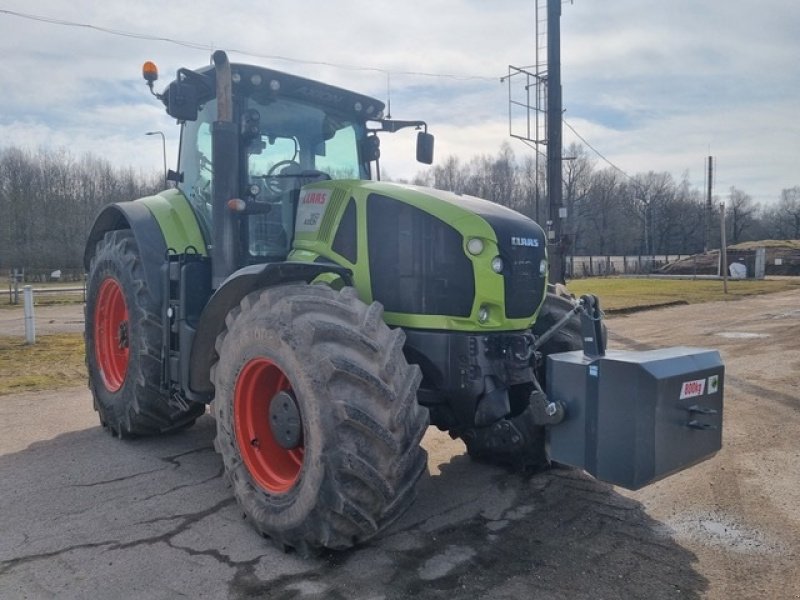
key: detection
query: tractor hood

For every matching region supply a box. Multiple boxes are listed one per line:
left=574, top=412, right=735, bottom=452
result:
left=290, top=180, right=548, bottom=332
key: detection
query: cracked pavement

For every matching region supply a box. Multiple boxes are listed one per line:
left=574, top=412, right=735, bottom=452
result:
left=0, top=389, right=705, bottom=600
left=3, top=290, right=800, bottom=598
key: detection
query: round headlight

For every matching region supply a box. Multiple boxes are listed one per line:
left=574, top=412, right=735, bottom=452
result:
left=539, top=259, right=548, bottom=276
left=478, top=305, right=490, bottom=323
left=466, top=238, right=484, bottom=255
left=269, top=79, right=281, bottom=91
left=250, top=74, right=262, bottom=86
left=354, top=101, right=363, bottom=112
left=491, top=256, right=504, bottom=273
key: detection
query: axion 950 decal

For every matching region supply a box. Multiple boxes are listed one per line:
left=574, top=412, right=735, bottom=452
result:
left=295, top=189, right=331, bottom=233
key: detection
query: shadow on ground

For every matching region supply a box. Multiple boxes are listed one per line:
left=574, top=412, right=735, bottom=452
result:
left=0, top=416, right=707, bottom=599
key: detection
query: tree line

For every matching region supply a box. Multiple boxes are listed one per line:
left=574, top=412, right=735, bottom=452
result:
left=0, top=147, right=160, bottom=277
left=2, top=143, right=798, bottom=278
left=409, top=143, right=800, bottom=256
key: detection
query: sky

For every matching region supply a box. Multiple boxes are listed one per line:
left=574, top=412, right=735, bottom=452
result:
left=0, top=0, right=797, bottom=205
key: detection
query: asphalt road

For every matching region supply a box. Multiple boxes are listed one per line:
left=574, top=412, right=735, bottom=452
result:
left=2, top=290, right=799, bottom=599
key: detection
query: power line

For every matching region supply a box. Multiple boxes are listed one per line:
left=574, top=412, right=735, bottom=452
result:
left=0, top=8, right=498, bottom=82
left=562, top=118, right=634, bottom=180
left=1, top=8, right=635, bottom=177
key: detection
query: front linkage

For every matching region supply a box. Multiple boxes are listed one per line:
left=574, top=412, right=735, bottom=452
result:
left=457, top=294, right=606, bottom=466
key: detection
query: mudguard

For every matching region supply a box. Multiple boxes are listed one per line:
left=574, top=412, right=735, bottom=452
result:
left=188, top=262, right=353, bottom=395
left=84, top=190, right=207, bottom=305
left=84, top=202, right=169, bottom=306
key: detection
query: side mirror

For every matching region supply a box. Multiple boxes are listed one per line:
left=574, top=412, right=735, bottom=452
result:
left=166, top=80, right=199, bottom=122
left=416, top=132, right=434, bottom=165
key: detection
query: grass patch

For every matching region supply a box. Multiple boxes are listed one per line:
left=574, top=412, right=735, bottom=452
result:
left=566, top=277, right=800, bottom=311
left=0, top=333, right=86, bottom=395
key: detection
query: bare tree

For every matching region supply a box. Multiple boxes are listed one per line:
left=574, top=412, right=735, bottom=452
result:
left=576, top=168, right=623, bottom=255
left=727, top=187, right=757, bottom=244
left=767, top=186, right=800, bottom=238
left=562, top=143, right=594, bottom=255
left=0, top=146, right=161, bottom=275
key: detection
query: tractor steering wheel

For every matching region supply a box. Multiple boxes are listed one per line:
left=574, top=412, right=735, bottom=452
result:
left=263, top=160, right=302, bottom=198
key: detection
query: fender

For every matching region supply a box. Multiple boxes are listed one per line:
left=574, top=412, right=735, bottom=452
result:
left=84, top=202, right=168, bottom=305
left=84, top=190, right=207, bottom=303
left=188, top=262, right=353, bottom=395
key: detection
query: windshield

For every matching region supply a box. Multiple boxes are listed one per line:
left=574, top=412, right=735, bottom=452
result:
left=244, top=96, right=367, bottom=181
left=178, top=93, right=370, bottom=263
left=242, top=96, right=368, bottom=259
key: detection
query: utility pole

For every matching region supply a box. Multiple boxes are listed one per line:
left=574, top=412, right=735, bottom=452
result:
left=547, top=0, right=565, bottom=283
left=705, top=156, right=713, bottom=252
left=720, top=202, right=728, bottom=294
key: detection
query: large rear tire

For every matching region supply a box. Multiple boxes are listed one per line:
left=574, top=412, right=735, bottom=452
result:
left=212, top=284, right=428, bottom=554
left=85, top=230, right=204, bottom=437
left=534, top=290, right=583, bottom=351
left=533, top=288, right=608, bottom=380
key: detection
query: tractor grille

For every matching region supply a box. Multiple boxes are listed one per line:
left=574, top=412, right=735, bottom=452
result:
left=317, top=188, right=348, bottom=242
left=501, top=242, right=544, bottom=318
left=367, top=193, right=474, bottom=317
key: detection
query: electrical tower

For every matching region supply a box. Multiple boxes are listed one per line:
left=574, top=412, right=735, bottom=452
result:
left=506, top=0, right=566, bottom=283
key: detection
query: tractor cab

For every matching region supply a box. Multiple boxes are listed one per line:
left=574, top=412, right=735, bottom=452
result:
left=147, top=57, right=433, bottom=284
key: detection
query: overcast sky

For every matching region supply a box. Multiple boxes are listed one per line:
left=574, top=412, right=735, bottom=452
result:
left=0, top=0, right=797, bottom=205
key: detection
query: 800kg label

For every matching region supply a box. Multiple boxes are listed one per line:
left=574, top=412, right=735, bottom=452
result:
left=679, top=378, right=706, bottom=399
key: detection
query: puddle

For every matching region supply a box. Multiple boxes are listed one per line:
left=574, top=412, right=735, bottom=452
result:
left=660, top=512, right=785, bottom=555
left=716, top=332, right=770, bottom=339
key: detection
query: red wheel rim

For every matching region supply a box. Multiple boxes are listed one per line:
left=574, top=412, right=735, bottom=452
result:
left=234, top=358, right=304, bottom=494
left=94, top=277, right=130, bottom=392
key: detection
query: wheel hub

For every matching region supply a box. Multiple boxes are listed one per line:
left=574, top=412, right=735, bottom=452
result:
left=94, top=277, right=130, bottom=392
left=117, top=321, right=129, bottom=350
left=269, top=390, right=302, bottom=449
left=233, top=357, right=304, bottom=494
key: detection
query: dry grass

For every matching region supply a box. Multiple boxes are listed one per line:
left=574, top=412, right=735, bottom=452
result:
left=566, top=276, right=800, bottom=311
left=1, top=277, right=799, bottom=395
left=0, top=333, right=86, bottom=395
left=729, top=239, right=800, bottom=250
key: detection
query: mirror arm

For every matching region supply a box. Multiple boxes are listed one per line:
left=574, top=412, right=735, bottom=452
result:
left=372, top=120, right=428, bottom=134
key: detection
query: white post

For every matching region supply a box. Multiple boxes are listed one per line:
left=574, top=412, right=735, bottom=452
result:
left=23, top=285, right=35, bottom=344
left=719, top=203, right=728, bottom=295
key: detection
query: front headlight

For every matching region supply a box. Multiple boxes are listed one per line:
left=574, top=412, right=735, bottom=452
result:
left=478, top=305, right=490, bottom=323
left=466, top=238, right=484, bottom=255
left=491, top=256, right=504, bottom=273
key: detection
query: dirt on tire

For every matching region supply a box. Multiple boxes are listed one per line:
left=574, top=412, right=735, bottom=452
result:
left=212, top=284, right=429, bottom=554
left=85, top=229, right=204, bottom=436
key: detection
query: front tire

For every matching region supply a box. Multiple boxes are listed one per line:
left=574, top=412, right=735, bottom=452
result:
left=85, top=230, right=204, bottom=437
left=212, top=284, right=428, bottom=554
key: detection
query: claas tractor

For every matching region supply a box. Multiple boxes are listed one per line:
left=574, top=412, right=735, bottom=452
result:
left=84, top=51, right=724, bottom=554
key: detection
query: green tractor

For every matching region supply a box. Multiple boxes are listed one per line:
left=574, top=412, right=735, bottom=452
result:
left=85, top=51, right=724, bottom=554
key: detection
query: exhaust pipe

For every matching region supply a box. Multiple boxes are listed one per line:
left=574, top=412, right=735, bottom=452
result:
left=211, top=51, right=240, bottom=288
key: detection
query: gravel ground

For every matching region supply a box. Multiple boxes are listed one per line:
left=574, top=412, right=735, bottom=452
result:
left=1, top=291, right=798, bottom=599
